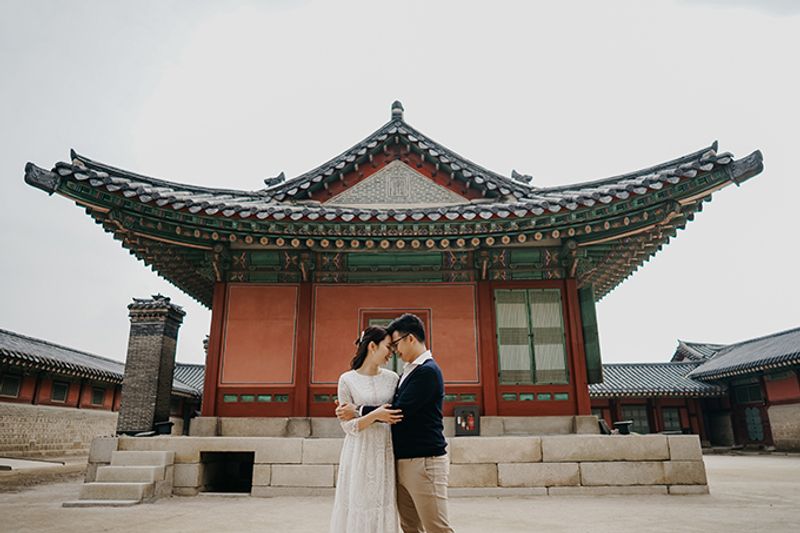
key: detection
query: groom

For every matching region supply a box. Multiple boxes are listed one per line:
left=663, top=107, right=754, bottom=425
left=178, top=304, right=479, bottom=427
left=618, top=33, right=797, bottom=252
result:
left=336, top=313, right=454, bottom=533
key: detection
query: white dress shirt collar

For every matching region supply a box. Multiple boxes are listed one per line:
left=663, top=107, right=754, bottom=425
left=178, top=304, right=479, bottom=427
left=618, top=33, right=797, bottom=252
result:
left=408, top=349, right=433, bottom=367
left=399, top=350, right=433, bottom=386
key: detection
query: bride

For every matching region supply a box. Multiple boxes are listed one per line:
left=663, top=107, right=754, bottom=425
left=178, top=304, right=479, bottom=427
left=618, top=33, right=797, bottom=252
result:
left=329, top=326, right=403, bottom=533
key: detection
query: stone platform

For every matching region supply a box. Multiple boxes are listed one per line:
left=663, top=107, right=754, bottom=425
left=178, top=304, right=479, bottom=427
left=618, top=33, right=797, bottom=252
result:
left=85, top=433, right=708, bottom=497
left=187, top=415, right=600, bottom=438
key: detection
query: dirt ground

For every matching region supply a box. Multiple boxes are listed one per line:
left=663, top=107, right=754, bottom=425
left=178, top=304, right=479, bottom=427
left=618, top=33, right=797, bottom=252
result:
left=0, top=454, right=798, bottom=532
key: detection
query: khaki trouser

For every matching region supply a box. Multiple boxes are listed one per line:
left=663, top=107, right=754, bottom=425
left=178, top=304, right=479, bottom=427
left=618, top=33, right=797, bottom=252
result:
left=396, top=455, right=454, bottom=533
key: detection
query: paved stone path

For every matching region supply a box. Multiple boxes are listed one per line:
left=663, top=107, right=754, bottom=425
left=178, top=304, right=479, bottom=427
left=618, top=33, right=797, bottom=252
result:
left=0, top=455, right=798, bottom=532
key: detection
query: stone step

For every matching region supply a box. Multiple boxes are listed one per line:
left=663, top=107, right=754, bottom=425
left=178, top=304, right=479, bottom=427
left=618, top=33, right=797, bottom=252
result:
left=79, top=482, right=154, bottom=501
left=96, top=465, right=164, bottom=483
left=110, top=450, right=174, bottom=467
left=63, top=499, right=141, bottom=508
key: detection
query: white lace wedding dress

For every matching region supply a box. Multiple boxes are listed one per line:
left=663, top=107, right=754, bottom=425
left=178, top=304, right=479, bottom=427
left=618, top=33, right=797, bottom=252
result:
left=329, top=368, right=400, bottom=533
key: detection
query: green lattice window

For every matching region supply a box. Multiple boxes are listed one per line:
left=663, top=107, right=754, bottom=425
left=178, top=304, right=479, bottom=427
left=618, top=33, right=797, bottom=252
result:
left=0, top=374, right=21, bottom=398
left=91, top=387, right=105, bottom=406
left=495, top=289, right=569, bottom=385
left=51, top=381, right=69, bottom=403
left=662, top=407, right=681, bottom=432
left=622, top=405, right=650, bottom=434
left=734, top=384, right=763, bottom=404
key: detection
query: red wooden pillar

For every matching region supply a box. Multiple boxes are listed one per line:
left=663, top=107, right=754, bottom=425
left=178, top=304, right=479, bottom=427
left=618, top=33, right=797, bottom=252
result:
left=611, top=398, right=622, bottom=423
left=201, top=282, right=228, bottom=416
left=293, top=282, right=313, bottom=417
left=687, top=399, right=698, bottom=435
left=76, top=379, right=85, bottom=409
left=691, top=398, right=709, bottom=442
left=564, top=279, right=591, bottom=415
left=31, top=371, right=43, bottom=405
left=476, top=281, right=498, bottom=416
left=650, top=398, right=662, bottom=433
left=111, top=385, right=119, bottom=412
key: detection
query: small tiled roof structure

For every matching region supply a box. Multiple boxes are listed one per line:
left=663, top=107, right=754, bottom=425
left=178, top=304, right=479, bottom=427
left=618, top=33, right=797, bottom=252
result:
left=687, top=326, right=800, bottom=381
left=0, top=328, right=201, bottom=398
left=24, top=102, right=764, bottom=305
left=173, top=363, right=205, bottom=396
left=671, top=340, right=725, bottom=362
left=589, top=362, right=726, bottom=398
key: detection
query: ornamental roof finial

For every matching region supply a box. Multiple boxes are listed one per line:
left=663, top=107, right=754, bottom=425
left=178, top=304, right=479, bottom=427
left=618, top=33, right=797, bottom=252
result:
left=391, top=100, right=404, bottom=120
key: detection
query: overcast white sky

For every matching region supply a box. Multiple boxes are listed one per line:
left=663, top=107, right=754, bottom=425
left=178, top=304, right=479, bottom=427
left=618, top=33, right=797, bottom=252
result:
left=1, top=0, right=798, bottom=366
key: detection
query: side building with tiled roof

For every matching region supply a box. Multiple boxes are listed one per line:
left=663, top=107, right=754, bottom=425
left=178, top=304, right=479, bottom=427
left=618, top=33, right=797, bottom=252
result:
left=590, top=326, right=800, bottom=451
left=0, top=328, right=202, bottom=458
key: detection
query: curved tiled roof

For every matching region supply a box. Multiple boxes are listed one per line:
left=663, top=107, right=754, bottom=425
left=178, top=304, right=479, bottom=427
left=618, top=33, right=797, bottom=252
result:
left=36, top=141, right=743, bottom=225
left=688, top=326, right=800, bottom=381
left=25, top=100, right=762, bottom=224
left=0, top=328, right=125, bottom=383
left=0, top=328, right=201, bottom=397
left=671, top=340, right=725, bottom=362
left=589, top=362, right=726, bottom=398
left=174, top=363, right=205, bottom=395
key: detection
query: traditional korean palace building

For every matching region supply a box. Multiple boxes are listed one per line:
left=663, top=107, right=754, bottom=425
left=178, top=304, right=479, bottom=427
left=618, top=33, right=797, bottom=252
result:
left=24, top=102, right=764, bottom=423
left=590, top=326, right=800, bottom=450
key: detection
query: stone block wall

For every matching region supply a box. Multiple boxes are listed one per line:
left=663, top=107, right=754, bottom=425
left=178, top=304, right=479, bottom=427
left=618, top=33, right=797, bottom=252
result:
left=188, top=415, right=600, bottom=438
left=0, top=403, right=117, bottom=458
left=448, top=435, right=707, bottom=495
left=768, top=404, right=800, bottom=451
left=104, top=433, right=707, bottom=497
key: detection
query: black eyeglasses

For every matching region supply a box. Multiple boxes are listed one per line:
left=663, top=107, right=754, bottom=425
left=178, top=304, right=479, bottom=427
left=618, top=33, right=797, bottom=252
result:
left=388, top=333, right=411, bottom=351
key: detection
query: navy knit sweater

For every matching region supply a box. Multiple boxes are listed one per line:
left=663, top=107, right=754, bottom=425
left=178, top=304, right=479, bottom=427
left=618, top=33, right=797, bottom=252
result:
left=363, top=359, right=447, bottom=459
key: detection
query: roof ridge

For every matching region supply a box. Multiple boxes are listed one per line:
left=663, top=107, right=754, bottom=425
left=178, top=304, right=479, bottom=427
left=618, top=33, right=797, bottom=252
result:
left=716, top=325, right=800, bottom=352
left=70, top=149, right=264, bottom=197
left=602, top=361, right=700, bottom=366
left=534, top=142, right=718, bottom=194
left=285, top=118, right=399, bottom=183
left=0, top=327, right=125, bottom=366
left=263, top=116, right=527, bottom=199
left=398, top=121, right=510, bottom=182
left=679, top=339, right=726, bottom=347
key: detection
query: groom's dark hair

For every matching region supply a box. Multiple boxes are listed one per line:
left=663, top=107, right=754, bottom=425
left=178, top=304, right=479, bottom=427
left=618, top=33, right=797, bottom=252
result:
left=387, top=313, right=426, bottom=344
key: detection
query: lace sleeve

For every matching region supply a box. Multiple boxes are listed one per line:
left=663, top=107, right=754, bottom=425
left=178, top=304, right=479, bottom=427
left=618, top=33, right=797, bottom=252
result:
left=338, top=374, right=360, bottom=436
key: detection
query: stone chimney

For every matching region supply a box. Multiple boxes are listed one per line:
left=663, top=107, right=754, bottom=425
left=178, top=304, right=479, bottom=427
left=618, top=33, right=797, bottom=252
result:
left=116, top=294, right=186, bottom=435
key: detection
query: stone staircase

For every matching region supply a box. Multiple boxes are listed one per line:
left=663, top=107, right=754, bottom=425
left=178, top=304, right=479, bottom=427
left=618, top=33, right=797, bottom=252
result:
left=63, top=450, right=174, bottom=507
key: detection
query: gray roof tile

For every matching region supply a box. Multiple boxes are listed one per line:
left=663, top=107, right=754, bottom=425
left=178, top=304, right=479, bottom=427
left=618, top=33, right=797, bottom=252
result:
left=589, top=362, right=725, bottom=398
left=687, top=327, right=800, bottom=380
left=27, top=115, right=761, bottom=225
left=0, top=328, right=200, bottom=397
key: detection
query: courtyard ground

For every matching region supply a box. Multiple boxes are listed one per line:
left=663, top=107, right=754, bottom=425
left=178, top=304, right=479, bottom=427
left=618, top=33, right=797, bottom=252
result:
left=0, top=454, right=798, bottom=532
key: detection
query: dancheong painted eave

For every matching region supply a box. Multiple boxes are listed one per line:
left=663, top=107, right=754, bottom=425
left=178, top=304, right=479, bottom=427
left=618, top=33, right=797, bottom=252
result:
left=24, top=102, right=764, bottom=307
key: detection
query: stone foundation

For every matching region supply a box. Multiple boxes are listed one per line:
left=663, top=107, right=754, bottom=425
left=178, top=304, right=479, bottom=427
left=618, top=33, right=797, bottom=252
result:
left=0, top=403, right=117, bottom=458
left=189, top=416, right=600, bottom=438
left=88, top=433, right=708, bottom=496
